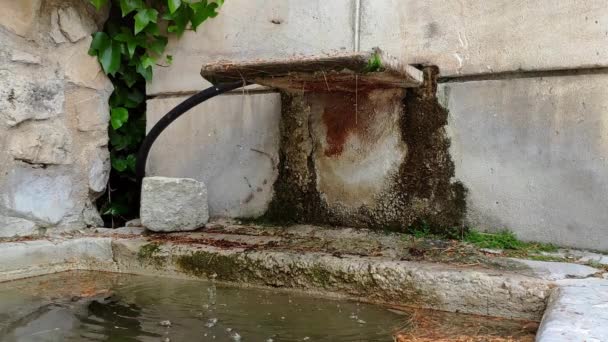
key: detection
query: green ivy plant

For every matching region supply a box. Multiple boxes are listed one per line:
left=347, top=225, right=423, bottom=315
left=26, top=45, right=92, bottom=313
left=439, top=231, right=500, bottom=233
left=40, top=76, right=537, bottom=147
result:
left=88, top=0, right=223, bottom=226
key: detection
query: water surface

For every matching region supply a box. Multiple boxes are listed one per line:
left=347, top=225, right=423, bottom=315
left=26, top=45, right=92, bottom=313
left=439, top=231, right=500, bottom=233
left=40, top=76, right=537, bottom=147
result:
left=0, top=271, right=536, bottom=341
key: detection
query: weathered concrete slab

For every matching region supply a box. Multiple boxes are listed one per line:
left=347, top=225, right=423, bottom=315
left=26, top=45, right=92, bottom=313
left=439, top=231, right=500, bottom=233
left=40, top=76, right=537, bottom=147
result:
left=147, top=0, right=356, bottom=95
left=146, top=93, right=280, bottom=218
left=537, top=280, right=608, bottom=341
left=201, top=51, right=423, bottom=91
left=360, top=0, right=608, bottom=77
left=440, top=74, right=608, bottom=250
left=141, top=177, right=209, bottom=232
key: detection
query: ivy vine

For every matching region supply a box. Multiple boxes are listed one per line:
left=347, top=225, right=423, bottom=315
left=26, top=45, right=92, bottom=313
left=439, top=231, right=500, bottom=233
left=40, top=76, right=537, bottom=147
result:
left=88, top=0, right=223, bottom=226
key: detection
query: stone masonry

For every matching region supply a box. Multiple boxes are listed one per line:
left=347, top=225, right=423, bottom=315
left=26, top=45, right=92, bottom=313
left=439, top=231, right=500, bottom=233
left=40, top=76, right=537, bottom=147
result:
left=0, top=0, right=112, bottom=236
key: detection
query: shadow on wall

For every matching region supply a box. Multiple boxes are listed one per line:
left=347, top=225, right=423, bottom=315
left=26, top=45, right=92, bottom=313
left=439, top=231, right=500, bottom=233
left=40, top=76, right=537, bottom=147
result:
left=263, top=67, right=467, bottom=236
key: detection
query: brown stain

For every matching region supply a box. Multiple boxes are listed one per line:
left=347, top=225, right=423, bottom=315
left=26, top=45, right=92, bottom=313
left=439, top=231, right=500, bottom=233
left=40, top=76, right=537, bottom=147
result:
left=320, top=91, right=379, bottom=157
left=321, top=92, right=359, bottom=157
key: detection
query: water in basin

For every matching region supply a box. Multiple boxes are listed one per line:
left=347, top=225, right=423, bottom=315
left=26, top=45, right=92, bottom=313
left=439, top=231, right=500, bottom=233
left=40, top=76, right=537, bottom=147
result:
left=0, top=271, right=536, bottom=341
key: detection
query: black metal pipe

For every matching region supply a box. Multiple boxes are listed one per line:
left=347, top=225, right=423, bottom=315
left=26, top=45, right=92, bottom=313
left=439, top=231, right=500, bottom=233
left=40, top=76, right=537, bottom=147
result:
left=136, top=81, right=248, bottom=182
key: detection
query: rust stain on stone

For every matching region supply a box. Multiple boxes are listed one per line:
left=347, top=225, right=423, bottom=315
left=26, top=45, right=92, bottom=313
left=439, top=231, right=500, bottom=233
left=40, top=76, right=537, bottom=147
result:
left=321, top=92, right=359, bottom=157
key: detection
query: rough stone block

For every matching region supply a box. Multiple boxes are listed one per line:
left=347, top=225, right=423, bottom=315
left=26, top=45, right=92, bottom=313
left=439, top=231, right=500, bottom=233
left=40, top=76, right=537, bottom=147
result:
left=57, top=7, right=95, bottom=43
left=64, top=37, right=114, bottom=91
left=0, top=166, right=76, bottom=225
left=66, top=87, right=110, bottom=132
left=87, top=147, right=110, bottom=194
left=147, top=0, right=356, bottom=95
left=140, top=177, right=209, bottom=232
left=8, top=122, right=72, bottom=165
left=0, top=215, right=39, bottom=238
left=0, top=0, right=41, bottom=37
left=10, top=50, right=41, bottom=65
left=50, top=9, right=68, bottom=44
left=440, top=74, right=608, bottom=250
left=146, top=93, right=280, bottom=218
left=360, top=0, right=608, bottom=76
left=0, top=70, right=64, bottom=127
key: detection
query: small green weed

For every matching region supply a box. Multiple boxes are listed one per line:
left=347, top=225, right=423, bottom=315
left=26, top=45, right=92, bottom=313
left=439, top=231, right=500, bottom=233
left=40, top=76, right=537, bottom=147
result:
left=464, top=230, right=558, bottom=254
left=364, top=52, right=383, bottom=72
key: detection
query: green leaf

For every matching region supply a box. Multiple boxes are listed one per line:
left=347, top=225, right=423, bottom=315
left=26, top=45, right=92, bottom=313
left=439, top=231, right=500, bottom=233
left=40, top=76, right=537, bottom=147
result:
left=134, top=8, right=158, bottom=35
left=168, top=0, right=182, bottom=14
left=88, top=32, right=110, bottom=56
left=119, top=0, right=144, bottom=17
left=88, top=0, right=108, bottom=10
left=143, top=23, right=161, bottom=35
left=136, top=63, right=153, bottom=82
left=190, top=1, right=221, bottom=30
left=111, top=107, right=129, bottom=129
left=109, top=129, right=130, bottom=151
left=99, top=40, right=122, bottom=75
left=115, top=30, right=144, bottom=58
left=166, top=55, right=173, bottom=65
left=120, top=69, right=141, bottom=88
left=112, top=156, right=128, bottom=172
left=140, top=55, right=156, bottom=69
left=148, top=36, right=168, bottom=55
left=103, top=203, right=128, bottom=216
left=166, top=5, right=192, bottom=36
left=126, top=154, right=137, bottom=173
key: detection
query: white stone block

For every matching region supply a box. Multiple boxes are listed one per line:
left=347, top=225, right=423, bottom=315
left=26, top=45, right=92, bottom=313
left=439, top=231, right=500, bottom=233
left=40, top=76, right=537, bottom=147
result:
left=141, top=177, right=209, bottom=232
left=146, top=93, right=280, bottom=218
left=0, top=166, right=76, bottom=225
left=147, top=0, right=356, bottom=95
left=360, top=0, right=608, bottom=76
left=441, top=74, right=608, bottom=250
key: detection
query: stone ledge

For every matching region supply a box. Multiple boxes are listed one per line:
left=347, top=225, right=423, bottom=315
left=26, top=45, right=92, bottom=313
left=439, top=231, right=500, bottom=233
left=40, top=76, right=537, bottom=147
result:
left=0, top=233, right=549, bottom=320
left=536, top=279, right=608, bottom=341
left=0, top=237, right=116, bottom=282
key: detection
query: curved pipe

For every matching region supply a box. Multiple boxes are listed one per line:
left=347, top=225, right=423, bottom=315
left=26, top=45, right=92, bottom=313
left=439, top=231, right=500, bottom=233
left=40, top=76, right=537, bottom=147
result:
left=136, top=81, right=248, bottom=182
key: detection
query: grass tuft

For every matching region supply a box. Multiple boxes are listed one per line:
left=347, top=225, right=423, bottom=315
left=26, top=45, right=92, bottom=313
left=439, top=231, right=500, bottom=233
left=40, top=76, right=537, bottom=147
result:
left=464, top=230, right=558, bottom=254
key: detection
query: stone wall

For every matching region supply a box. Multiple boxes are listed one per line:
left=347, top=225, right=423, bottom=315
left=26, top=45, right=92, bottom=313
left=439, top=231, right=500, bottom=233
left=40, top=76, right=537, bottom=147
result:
left=147, top=0, right=608, bottom=249
left=0, top=0, right=112, bottom=236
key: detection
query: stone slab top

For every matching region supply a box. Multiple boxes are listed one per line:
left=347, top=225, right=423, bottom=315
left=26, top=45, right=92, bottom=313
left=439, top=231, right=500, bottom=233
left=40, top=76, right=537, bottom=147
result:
left=200, top=50, right=423, bottom=92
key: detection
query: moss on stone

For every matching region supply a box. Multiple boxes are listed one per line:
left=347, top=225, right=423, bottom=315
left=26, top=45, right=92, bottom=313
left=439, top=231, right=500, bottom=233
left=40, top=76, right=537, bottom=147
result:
left=175, top=251, right=263, bottom=281
left=308, top=265, right=333, bottom=286
left=137, top=243, right=166, bottom=268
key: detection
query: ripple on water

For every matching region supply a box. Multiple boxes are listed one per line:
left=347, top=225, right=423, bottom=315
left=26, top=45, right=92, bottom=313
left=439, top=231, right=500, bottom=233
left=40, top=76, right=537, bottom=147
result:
left=0, top=271, right=537, bottom=342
